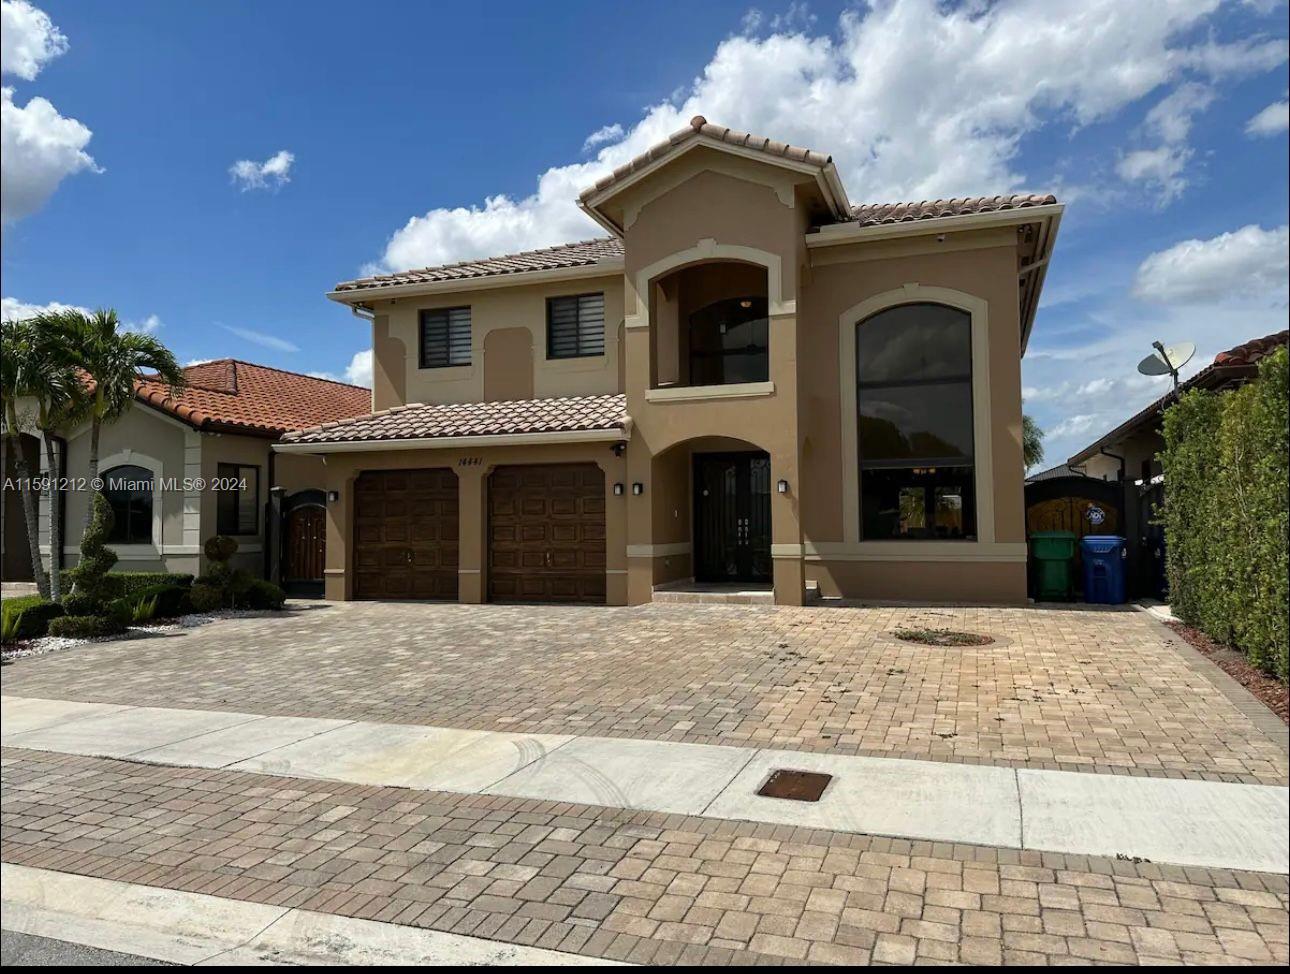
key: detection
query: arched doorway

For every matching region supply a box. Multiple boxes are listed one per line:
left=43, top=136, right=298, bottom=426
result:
left=281, top=490, right=327, bottom=597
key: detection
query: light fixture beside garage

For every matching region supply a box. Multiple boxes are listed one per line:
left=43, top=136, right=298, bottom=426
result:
left=327, top=490, right=340, bottom=503
left=632, top=482, right=644, bottom=495
left=613, top=483, right=625, bottom=496
left=777, top=479, right=789, bottom=494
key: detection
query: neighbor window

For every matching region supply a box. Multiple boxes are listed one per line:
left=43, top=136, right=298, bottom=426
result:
left=216, top=463, right=259, bottom=536
left=547, top=292, right=605, bottom=359
left=419, top=306, right=472, bottom=368
left=688, top=295, right=769, bottom=386
left=102, top=464, right=153, bottom=544
left=856, top=303, right=976, bottom=540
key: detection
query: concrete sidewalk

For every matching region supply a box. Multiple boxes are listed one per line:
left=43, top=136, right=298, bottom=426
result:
left=3, top=694, right=1287, bottom=874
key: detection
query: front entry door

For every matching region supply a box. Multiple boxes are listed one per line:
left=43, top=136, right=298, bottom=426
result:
left=694, top=452, right=771, bottom=583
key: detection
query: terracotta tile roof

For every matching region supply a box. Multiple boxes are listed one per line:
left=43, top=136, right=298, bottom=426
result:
left=133, top=359, right=372, bottom=438
left=332, top=238, right=624, bottom=294
left=850, top=194, right=1058, bottom=227
left=1213, top=330, right=1288, bottom=367
left=578, top=115, right=833, bottom=203
left=281, top=393, right=629, bottom=446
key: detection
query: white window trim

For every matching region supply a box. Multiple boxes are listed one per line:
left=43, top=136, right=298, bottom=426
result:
left=837, top=284, right=995, bottom=546
left=645, top=381, right=775, bottom=403
left=98, top=450, right=165, bottom=551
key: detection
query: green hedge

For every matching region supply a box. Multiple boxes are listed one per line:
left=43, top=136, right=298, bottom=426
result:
left=60, top=570, right=194, bottom=600
left=2, top=595, right=65, bottom=640
left=1160, top=347, right=1288, bottom=681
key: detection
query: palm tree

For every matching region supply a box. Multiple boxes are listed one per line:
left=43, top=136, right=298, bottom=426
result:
left=1, top=321, right=52, bottom=598
left=43, top=309, right=185, bottom=530
left=1023, top=414, right=1046, bottom=470
left=10, top=317, right=90, bottom=602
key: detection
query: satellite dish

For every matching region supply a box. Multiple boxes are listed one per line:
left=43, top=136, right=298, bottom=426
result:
left=1138, top=340, right=1195, bottom=389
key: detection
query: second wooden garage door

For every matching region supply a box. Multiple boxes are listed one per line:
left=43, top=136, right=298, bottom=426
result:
left=354, top=468, right=458, bottom=600
left=488, top=463, right=605, bottom=604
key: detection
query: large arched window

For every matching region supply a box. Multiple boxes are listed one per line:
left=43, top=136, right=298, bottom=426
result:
left=102, top=464, right=154, bottom=544
left=856, top=303, right=975, bottom=540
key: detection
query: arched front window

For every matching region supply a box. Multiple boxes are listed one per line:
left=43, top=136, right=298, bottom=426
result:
left=688, top=295, right=769, bottom=385
left=856, top=303, right=975, bottom=540
left=102, top=464, right=154, bottom=544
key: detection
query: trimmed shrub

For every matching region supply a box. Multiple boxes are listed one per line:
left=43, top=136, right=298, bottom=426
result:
left=106, top=583, right=188, bottom=624
left=188, top=583, right=225, bottom=613
left=62, top=493, right=118, bottom=617
left=9, top=601, right=66, bottom=640
left=47, top=614, right=125, bottom=640
left=59, top=570, right=193, bottom=601
left=243, top=579, right=287, bottom=610
left=1160, top=347, right=1288, bottom=681
left=195, top=534, right=257, bottom=609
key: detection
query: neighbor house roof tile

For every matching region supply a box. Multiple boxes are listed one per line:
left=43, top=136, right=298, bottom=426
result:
left=133, top=359, right=371, bottom=437
left=282, top=393, right=629, bottom=445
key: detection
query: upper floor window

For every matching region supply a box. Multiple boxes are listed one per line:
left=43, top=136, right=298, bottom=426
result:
left=856, top=303, right=976, bottom=540
left=102, top=464, right=153, bottom=544
left=547, top=293, right=605, bottom=359
left=688, top=295, right=769, bottom=386
left=216, top=462, right=259, bottom=536
left=419, top=307, right=472, bottom=368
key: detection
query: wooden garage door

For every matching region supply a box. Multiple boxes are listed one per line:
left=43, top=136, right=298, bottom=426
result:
left=354, top=469, right=458, bottom=600
left=488, top=463, right=605, bottom=604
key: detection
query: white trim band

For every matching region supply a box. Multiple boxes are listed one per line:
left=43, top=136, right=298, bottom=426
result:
left=626, top=542, right=691, bottom=558
left=275, top=426, right=629, bottom=455
left=645, top=381, right=775, bottom=403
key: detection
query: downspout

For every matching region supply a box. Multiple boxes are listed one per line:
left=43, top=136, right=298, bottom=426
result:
left=264, top=444, right=276, bottom=581
left=53, top=433, right=68, bottom=575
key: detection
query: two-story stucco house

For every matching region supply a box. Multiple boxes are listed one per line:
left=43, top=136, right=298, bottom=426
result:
left=278, top=117, right=1063, bottom=606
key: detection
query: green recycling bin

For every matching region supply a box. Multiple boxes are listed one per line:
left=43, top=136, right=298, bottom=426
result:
left=1029, top=530, right=1078, bottom=601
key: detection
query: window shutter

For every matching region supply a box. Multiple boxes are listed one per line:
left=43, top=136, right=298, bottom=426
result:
left=548, top=293, right=605, bottom=359
left=420, top=308, right=472, bottom=368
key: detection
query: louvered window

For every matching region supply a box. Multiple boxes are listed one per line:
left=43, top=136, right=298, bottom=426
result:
left=419, top=307, right=472, bottom=368
left=546, top=293, right=605, bottom=360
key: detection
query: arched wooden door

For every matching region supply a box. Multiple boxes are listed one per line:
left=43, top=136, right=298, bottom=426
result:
left=283, top=504, right=326, bottom=594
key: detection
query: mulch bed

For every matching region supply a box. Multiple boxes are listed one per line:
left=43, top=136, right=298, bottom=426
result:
left=1167, top=622, right=1289, bottom=725
left=892, top=627, right=994, bottom=647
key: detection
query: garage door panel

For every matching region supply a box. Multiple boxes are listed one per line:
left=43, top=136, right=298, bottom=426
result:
left=354, top=469, right=458, bottom=601
left=488, top=463, right=605, bottom=605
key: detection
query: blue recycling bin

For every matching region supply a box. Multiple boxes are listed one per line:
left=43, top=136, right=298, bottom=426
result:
left=1080, top=535, right=1127, bottom=604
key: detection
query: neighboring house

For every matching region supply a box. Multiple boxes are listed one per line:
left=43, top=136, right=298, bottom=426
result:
left=2, top=359, right=370, bottom=594
left=1069, top=330, right=1288, bottom=483
left=277, top=116, right=1064, bottom=606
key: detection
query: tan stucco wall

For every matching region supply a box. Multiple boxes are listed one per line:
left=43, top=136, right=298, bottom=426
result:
left=313, top=442, right=628, bottom=605
left=369, top=275, right=625, bottom=409
left=483, top=327, right=535, bottom=402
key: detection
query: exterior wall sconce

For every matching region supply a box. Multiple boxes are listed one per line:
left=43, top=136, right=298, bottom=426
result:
left=327, top=490, right=340, bottom=503
left=776, top=479, right=789, bottom=494
left=632, top=483, right=644, bottom=496
left=613, top=483, right=625, bottom=496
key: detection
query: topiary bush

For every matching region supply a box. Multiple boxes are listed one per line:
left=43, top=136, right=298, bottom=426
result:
left=243, top=578, right=287, bottom=610
left=1160, top=347, right=1288, bottom=681
left=2, top=595, right=65, bottom=641
left=61, top=570, right=193, bottom=600
left=62, top=492, right=119, bottom=618
left=47, top=614, right=125, bottom=640
left=194, top=534, right=257, bottom=609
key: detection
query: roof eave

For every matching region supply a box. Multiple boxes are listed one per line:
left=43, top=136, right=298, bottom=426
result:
left=327, top=259, right=626, bottom=305
left=275, top=424, right=631, bottom=455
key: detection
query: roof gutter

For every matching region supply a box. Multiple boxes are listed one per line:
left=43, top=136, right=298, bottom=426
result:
left=274, top=424, right=631, bottom=455
left=805, top=203, right=1065, bottom=248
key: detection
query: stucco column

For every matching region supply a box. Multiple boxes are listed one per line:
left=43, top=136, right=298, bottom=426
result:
left=595, top=456, right=629, bottom=606
left=624, top=440, right=654, bottom=605
left=455, top=465, right=487, bottom=603
left=770, top=309, right=806, bottom=606
left=323, top=467, right=355, bottom=601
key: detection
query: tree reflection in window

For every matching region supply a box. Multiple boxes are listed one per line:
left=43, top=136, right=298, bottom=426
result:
left=857, top=304, right=976, bottom=540
left=102, top=464, right=153, bottom=544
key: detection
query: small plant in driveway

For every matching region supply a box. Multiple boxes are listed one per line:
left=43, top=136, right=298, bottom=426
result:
left=892, top=628, right=994, bottom=647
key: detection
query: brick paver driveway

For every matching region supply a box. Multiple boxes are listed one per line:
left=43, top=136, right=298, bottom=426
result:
left=4, top=601, right=1285, bottom=785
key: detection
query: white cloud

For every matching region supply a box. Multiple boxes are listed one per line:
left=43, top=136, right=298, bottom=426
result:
left=124, top=313, right=162, bottom=334
left=0, top=0, right=67, bottom=81
left=1133, top=224, right=1290, bottom=304
left=582, top=123, right=623, bottom=152
left=228, top=149, right=294, bottom=191
left=309, top=349, right=374, bottom=389
left=1116, top=82, right=1215, bottom=202
left=1246, top=98, right=1289, bottom=136
left=220, top=324, right=300, bottom=353
left=371, top=0, right=1288, bottom=273
left=1, top=295, right=87, bottom=320
left=1, top=85, right=98, bottom=224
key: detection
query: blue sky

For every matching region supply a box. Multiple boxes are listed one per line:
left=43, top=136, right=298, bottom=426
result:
left=3, top=0, right=1288, bottom=468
